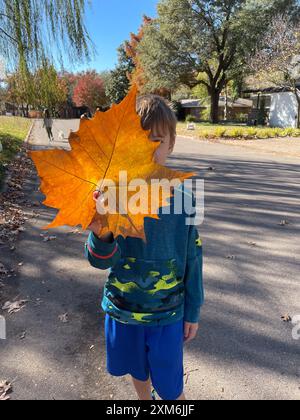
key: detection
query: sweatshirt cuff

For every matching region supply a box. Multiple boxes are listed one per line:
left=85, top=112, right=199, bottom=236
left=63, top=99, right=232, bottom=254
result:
left=184, top=305, right=201, bottom=323
left=88, top=232, right=119, bottom=256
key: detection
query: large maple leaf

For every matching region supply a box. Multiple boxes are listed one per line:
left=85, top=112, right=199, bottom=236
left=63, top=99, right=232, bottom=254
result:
left=30, top=86, right=194, bottom=240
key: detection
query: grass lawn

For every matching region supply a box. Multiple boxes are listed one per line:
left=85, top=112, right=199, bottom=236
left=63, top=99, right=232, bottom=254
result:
left=177, top=122, right=300, bottom=140
left=0, top=116, right=32, bottom=185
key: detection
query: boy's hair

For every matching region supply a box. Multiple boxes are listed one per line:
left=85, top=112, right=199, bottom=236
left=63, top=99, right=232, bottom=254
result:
left=136, top=94, right=177, bottom=152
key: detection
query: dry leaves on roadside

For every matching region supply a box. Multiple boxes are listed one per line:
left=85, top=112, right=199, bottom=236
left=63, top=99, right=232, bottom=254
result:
left=2, top=299, right=28, bottom=314
left=0, top=380, right=12, bottom=401
left=0, top=150, right=36, bottom=249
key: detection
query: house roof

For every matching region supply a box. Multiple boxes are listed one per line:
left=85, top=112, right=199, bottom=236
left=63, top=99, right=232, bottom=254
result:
left=244, top=79, right=300, bottom=94
left=180, top=97, right=253, bottom=109
left=180, top=99, right=204, bottom=108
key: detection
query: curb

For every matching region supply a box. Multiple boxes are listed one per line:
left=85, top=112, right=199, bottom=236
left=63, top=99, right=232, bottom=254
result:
left=24, top=119, right=35, bottom=149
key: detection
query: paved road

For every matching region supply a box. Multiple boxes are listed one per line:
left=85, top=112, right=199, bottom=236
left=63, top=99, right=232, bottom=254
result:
left=0, top=120, right=299, bottom=400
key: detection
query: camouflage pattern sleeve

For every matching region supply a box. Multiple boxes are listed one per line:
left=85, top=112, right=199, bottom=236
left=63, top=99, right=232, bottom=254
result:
left=183, top=226, right=204, bottom=323
left=85, top=232, right=122, bottom=270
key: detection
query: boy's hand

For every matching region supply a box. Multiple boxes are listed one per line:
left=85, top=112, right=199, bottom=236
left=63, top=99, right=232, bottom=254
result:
left=87, top=218, right=103, bottom=237
left=184, top=322, right=199, bottom=343
left=88, top=190, right=114, bottom=243
left=87, top=191, right=103, bottom=236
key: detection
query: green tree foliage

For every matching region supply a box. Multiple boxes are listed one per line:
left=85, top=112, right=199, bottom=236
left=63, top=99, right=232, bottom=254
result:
left=5, top=69, right=34, bottom=116
left=138, top=0, right=298, bottom=123
left=0, top=0, right=93, bottom=71
left=105, top=44, right=135, bottom=104
left=33, top=62, right=68, bottom=111
left=5, top=62, right=68, bottom=115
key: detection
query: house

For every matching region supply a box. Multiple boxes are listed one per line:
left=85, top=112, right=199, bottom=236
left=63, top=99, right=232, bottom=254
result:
left=180, top=97, right=253, bottom=122
left=245, top=83, right=300, bottom=128
left=0, top=101, right=20, bottom=116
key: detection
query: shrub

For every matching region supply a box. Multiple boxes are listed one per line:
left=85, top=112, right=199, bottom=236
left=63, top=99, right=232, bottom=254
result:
left=214, top=127, right=227, bottom=138
left=242, top=127, right=257, bottom=139
left=256, top=128, right=272, bottom=139
left=199, top=130, right=212, bottom=139
left=280, top=128, right=294, bottom=137
left=185, top=114, right=197, bottom=123
left=291, top=129, right=300, bottom=137
left=224, top=128, right=244, bottom=138
left=234, top=113, right=249, bottom=123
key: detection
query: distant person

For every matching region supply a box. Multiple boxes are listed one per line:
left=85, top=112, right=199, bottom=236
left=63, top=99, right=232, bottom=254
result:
left=43, top=109, right=54, bottom=142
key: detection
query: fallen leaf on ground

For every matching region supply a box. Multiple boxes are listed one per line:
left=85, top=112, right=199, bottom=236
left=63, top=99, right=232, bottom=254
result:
left=0, top=380, right=12, bottom=400
left=43, top=235, right=57, bottom=242
left=58, top=313, right=69, bottom=323
left=68, top=229, right=82, bottom=234
left=2, top=300, right=28, bottom=314
left=19, top=331, right=27, bottom=340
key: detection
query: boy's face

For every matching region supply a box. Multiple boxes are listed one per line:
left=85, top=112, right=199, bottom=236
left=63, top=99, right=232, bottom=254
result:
left=149, top=124, right=173, bottom=166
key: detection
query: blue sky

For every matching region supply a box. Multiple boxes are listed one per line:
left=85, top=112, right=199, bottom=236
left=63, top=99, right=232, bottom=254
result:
left=66, top=0, right=158, bottom=73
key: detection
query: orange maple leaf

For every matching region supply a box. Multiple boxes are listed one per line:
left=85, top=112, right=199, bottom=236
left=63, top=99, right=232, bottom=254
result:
left=30, top=86, right=194, bottom=240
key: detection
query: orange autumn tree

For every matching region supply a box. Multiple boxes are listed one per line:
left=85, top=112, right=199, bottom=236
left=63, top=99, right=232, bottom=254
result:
left=125, top=16, right=152, bottom=93
left=125, top=16, right=171, bottom=98
left=30, top=86, right=194, bottom=241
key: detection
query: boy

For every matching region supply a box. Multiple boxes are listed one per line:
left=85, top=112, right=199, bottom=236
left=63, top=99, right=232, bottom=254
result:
left=85, top=95, right=204, bottom=400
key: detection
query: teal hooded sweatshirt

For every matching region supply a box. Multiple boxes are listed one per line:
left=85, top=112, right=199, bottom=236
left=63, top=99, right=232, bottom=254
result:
left=85, top=184, right=204, bottom=326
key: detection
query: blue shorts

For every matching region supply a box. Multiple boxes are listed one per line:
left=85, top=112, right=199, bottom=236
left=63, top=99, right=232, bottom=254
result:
left=104, top=314, right=185, bottom=400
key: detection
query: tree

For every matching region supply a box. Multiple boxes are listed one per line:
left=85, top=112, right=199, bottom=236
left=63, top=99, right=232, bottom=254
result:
left=105, top=44, right=135, bottom=104
left=138, top=0, right=298, bottom=123
left=250, top=15, right=300, bottom=127
left=60, top=72, right=79, bottom=104
left=5, top=69, right=34, bottom=116
left=33, top=62, right=68, bottom=112
left=0, top=0, right=93, bottom=71
left=73, top=71, right=108, bottom=113
left=5, top=63, right=68, bottom=116
left=125, top=16, right=152, bottom=92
